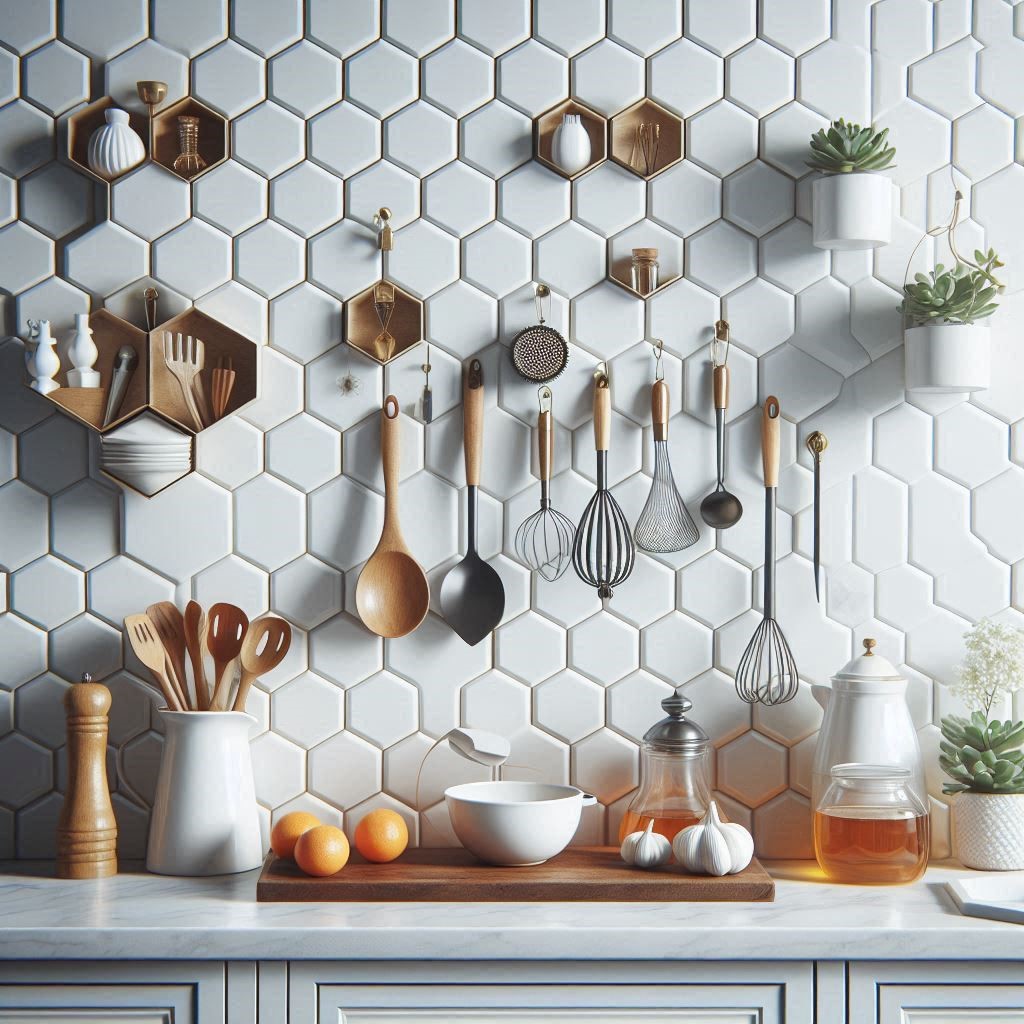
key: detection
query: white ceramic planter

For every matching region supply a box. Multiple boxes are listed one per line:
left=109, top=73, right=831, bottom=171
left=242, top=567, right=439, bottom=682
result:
left=87, top=108, right=145, bottom=181
left=812, top=172, right=892, bottom=251
left=146, top=710, right=263, bottom=876
left=904, top=323, right=990, bottom=393
left=953, top=792, right=1024, bottom=871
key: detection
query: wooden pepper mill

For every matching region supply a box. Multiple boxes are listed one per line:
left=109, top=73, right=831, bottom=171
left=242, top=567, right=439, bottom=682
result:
left=57, top=673, right=118, bottom=879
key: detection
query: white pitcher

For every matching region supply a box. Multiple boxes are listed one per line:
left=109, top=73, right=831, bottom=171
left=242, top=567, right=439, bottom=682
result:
left=811, top=638, right=925, bottom=812
left=146, top=710, right=263, bottom=876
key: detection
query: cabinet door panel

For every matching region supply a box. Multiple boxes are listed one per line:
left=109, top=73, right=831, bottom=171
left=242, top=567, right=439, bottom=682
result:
left=289, top=962, right=814, bottom=1024
left=0, top=962, right=225, bottom=1024
left=851, top=962, right=1024, bottom=1023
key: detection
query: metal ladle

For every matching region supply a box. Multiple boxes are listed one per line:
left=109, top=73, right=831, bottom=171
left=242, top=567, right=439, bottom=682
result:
left=699, top=320, right=743, bottom=530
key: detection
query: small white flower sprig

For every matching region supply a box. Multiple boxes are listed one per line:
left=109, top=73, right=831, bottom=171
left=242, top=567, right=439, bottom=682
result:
left=955, top=619, right=1024, bottom=717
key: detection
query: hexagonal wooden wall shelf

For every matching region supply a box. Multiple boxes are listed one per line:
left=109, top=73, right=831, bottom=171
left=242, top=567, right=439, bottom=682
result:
left=607, top=223, right=683, bottom=299
left=152, top=97, right=228, bottom=182
left=609, top=98, right=683, bottom=180
left=346, top=280, right=423, bottom=365
left=99, top=407, right=194, bottom=498
left=66, top=96, right=150, bottom=187
left=44, top=309, right=149, bottom=432
left=534, top=99, right=607, bottom=181
left=26, top=306, right=259, bottom=496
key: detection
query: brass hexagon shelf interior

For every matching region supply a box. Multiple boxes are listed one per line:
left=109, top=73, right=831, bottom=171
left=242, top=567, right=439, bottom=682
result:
left=152, top=96, right=229, bottom=182
left=346, top=280, right=424, bottom=365
left=607, top=223, right=684, bottom=299
left=609, top=98, right=683, bottom=180
left=534, top=99, right=608, bottom=181
left=66, top=96, right=150, bottom=187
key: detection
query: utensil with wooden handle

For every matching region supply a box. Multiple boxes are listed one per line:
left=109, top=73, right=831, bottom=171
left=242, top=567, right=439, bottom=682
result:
left=207, top=603, right=249, bottom=711
left=183, top=600, right=210, bottom=711
left=355, top=396, right=430, bottom=638
left=124, top=614, right=185, bottom=711
left=211, top=357, right=236, bottom=421
left=145, top=602, right=191, bottom=710
left=232, top=616, right=292, bottom=713
left=162, top=331, right=205, bottom=431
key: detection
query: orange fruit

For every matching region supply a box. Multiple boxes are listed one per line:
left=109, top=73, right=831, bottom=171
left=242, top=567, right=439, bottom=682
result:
left=271, top=811, right=321, bottom=860
left=354, top=808, right=409, bottom=863
left=294, top=825, right=350, bottom=877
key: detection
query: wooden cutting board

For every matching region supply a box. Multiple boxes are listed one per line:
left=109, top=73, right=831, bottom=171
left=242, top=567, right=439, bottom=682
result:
left=256, top=847, right=774, bottom=902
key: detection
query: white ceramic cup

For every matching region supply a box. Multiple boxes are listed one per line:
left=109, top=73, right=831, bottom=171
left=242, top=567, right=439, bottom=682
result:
left=145, top=710, right=263, bottom=876
left=445, top=780, right=596, bottom=866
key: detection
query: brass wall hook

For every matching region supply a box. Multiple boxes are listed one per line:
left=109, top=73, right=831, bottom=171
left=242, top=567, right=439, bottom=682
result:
left=538, top=384, right=552, bottom=414
left=375, top=207, right=393, bottom=251
left=651, top=338, right=665, bottom=381
left=710, top=319, right=731, bottom=367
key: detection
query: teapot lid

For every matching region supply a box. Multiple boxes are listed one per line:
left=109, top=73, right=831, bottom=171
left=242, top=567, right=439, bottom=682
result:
left=642, top=688, right=709, bottom=752
left=834, top=638, right=903, bottom=682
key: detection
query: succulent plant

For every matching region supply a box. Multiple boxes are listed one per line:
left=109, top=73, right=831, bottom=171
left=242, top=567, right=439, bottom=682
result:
left=807, top=118, right=896, bottom=173
left=940, top=711, right=1024, bottom=794
left=900, top=250, right=1004, bottom=326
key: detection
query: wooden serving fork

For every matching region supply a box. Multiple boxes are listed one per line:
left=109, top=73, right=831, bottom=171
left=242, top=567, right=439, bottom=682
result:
left=162, top=331, right=205, bottom=431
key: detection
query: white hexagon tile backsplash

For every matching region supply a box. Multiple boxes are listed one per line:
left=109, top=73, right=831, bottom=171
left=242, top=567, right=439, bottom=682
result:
left=0, top=0, right=1023, bottom=862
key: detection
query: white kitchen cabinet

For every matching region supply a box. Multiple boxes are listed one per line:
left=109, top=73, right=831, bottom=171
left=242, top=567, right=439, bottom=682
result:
left=849, top=962, right=1024, bottom=1023
left=0, top=962, right=227, bottom=1023
left=286, top=962, right=816, bottom=1024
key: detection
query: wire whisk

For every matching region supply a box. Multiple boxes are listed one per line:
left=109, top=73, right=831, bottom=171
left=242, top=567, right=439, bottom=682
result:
left=634, top=341, right=700, bottom=553
left=573, top=367, right=635, bottom=599
left=515, top=387, right=575, bottom=582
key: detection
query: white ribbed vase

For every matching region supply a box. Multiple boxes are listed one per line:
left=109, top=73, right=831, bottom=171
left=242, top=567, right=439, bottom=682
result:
left=87, top=109, right=145, bottom=181
left=953, top=792, right=1024, bottom=871
left=551, top=114, right=591, bottom=175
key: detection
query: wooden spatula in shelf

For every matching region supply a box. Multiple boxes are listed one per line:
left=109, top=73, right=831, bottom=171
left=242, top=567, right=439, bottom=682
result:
left=211, top=357, right=236, bottom=422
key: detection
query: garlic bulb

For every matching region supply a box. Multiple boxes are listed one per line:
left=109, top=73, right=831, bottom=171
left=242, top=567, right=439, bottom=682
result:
left=620, top=819, right=671, bottom=869
left=672, top=802, right=754, bottom=876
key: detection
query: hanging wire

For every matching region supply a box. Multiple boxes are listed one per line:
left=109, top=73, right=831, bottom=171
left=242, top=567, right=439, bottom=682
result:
left=651, top=338, right=665, bottom=381
left=710, top=318, right=731, bottom=368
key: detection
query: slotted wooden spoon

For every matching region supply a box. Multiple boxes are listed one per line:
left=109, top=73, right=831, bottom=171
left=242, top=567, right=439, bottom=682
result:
left=207, top=603, right=249, bottom=711
left=124, top=613, right=184, bottom=712
left=355, top=395, right=430, bottom=638
left=232, top=616, right=292, bottom=713
left=146, top=602, right=191, bottom=710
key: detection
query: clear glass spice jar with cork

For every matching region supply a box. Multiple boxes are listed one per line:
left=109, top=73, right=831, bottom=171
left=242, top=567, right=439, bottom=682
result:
left=630, top=247, right=659, bottom=296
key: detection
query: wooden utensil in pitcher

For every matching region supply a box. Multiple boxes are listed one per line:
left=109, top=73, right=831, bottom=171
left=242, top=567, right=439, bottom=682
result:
left=124, top=614, right=185, bottom=712
left=145, top=602, right=191, bottom=710
left=207, top=603, right=249, bottom=711
left=232, top=616, right=292, bottom=713
left=183, top=600, right=210, bottom=711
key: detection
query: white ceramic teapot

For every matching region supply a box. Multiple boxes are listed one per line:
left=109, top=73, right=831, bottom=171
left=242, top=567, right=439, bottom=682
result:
left=811, top=638, right=925, bottom=812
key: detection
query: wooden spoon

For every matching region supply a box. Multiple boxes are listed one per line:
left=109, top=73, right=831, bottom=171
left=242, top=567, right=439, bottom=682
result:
left=183, top=601, right=210, bottom=711
left=355, top=395, right=430, bottom=638
left=206, top=603, right=249, bottom=711
left=146, top=602, right=190, bottom=710
left=124, top=614, right=184, bottom=711
left=232, top=616, right=292, bottom=713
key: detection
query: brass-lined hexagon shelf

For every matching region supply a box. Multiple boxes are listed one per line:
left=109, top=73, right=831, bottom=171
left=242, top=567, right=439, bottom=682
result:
left=66, top=96, right=150, bottom=187
left=345, top=280, right=423, bottom=364
left=534, top=99, right=607, bottom=181
left=607, top=221, right=684, bottom=299
left=26, top=306, right=259, bottom=496
left=609, top=98, right=683, bottom=180
left=152, top=97, right=228, bottom=182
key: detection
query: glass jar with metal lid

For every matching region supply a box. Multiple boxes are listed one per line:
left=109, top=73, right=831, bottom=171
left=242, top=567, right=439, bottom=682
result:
left=617, top=688, right=711, bottom=843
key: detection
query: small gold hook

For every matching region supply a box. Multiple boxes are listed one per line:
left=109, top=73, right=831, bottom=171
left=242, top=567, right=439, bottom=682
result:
left=651, top=338, right=665, bottom=382
left=375, top=207, right=393, bottom=251
left=594, top=361, right=609, bottom=387
left=710, top=319, right=731, bottom=368
left=534, top=282, right=550, bottom=324
left=806, top=430, right=828, bottom=460
left=538, top=385, right=552, bottom=413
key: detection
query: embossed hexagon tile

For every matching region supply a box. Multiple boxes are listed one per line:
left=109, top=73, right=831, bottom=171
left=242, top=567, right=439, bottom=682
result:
left=0, top=0, right=1022, bottom=861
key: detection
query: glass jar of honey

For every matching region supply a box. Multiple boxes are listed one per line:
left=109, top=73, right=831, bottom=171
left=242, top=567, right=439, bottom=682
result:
left=617, top=689, right=710, bottom=843
left=814, top=764, right=929, bottom=884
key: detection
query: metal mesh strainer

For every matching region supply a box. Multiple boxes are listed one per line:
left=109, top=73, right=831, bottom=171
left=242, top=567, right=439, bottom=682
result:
left=510, top=284, right=568, bottom=384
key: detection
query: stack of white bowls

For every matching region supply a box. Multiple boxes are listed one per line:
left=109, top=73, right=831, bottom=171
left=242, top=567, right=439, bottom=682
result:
left=101, top=412, right=192, bottom=495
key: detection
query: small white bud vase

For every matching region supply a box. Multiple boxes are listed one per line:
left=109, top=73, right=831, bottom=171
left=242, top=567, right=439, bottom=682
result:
left=953, top=792, right=1024, bottom=871
left=87, top=108, right=145, bottom=181
left=66, top=313, right=100, bottom=388
left=812, top=171, right=892, bottom=251
left=29, top=320, right=60, bottom=394
left=551, top=113, right=591, bottom=175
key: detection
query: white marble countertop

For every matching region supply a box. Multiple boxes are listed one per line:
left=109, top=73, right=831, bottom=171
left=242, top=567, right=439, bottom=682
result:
left=0, top=860, right=1020, bottom=962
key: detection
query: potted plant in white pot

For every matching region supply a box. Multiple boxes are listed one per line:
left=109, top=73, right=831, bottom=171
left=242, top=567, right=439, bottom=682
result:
left=940, top=619, right=1024, bottom=871
left=808, top=118, right=895, bottom=250
left=902, top=247, right=1004, bottom=393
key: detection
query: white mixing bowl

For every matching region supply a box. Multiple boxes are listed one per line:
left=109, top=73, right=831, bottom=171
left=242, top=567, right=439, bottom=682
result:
left=445, top=781, right=596, bottom=866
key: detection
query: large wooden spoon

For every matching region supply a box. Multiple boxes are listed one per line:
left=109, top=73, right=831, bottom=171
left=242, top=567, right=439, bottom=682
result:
left=146, top=602, right=190, bottom=710
left=183, top=600, right=210, bottom=711
left=355, top=395, right=430, bottom=638
left=232, top=616, right=292, bottom=712
left=207, top=603, right=249, bottom=711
